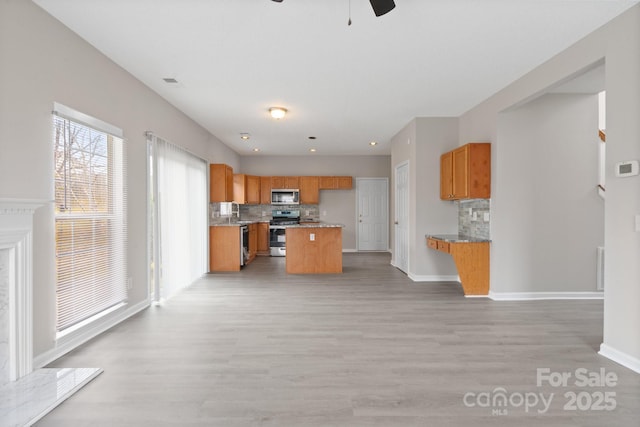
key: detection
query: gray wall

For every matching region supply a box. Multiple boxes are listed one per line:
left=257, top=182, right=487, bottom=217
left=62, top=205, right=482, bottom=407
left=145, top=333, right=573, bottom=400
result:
left=459, top=6, right=640, bottom=368
left=496, top=93, right=603, bottom=292
left=390, top=118, right=459, bottom=280
left=0, top=1, right=238, bottom=359
left=239, top=155, right=391, bottom=250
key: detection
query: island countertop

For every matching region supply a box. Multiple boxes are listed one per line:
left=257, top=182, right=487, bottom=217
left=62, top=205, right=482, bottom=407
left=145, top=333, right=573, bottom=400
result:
left=426, top=234, right=491, bottom=243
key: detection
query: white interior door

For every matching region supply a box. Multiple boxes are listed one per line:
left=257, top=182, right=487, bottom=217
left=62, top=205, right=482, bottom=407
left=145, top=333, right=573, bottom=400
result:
left=395, top=162, right=409, bottom=273
left=357, top=178, right=389, bottom=251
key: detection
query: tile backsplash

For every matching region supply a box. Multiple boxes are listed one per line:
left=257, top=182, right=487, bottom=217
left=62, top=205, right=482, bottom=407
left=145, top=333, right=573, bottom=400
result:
left=458, top=199, right=490, bottom=240
left=209, top=203, right=319, bottom=225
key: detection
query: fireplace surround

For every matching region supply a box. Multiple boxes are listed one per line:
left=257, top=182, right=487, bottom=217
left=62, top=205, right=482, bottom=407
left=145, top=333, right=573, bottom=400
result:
left=0, top=199, right=102, bottom=426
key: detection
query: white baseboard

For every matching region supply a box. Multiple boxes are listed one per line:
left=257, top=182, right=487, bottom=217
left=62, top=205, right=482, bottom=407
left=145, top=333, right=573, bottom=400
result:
left=489, top=291, right=604, bottom=301
left=408, top=273, right=459, bottom=282
left=599, top=343, right=640, bottom=374
left=33, top=299, right=150, bottom=369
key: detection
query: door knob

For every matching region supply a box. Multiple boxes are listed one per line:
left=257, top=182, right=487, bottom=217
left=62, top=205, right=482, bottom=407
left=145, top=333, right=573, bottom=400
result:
left=394, top=221, right=398, bottom=225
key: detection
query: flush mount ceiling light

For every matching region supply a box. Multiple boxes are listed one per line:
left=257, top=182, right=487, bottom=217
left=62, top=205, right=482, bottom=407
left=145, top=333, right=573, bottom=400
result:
left=253, top=148, right=261, bottom=152
left=309, top=148, right=317, bottom=153
left=240, top=133, right=250, bottom=140
left=369, top=141, right=378, bottom=146
left=269, top=107, right=287, bottom=120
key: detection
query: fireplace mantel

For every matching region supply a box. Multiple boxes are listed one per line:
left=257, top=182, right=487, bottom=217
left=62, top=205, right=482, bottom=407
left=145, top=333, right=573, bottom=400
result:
left=0, top=198, right=49, bottom=383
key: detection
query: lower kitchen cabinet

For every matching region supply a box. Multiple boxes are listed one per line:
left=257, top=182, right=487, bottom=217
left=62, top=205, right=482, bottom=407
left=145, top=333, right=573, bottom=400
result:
left=210, top=226, right=241, bottom=272
left=257, top=222, right=269, bottom=255
left=249, top=223, right=258, bottom=261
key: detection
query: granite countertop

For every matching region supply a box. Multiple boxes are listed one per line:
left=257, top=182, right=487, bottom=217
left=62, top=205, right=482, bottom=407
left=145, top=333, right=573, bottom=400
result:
left=291, top=222, right=344, bottom=228
left=426, top=234, right=491, bottom=243
left=210, top=220, right=343, bottom=228
left=210, top=220, right=270, bottom=227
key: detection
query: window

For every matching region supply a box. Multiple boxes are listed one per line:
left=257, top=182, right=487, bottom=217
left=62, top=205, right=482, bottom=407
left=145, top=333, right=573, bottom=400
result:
left=53, top=103, right=127, bottom=333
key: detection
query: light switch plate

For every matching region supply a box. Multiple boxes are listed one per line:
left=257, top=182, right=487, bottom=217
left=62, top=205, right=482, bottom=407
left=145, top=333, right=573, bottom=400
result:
left=636, top=214, right=640, bottom=232
left=310, top=233, right=315, bottom=241
left=484, top=212, right=490, bottom=222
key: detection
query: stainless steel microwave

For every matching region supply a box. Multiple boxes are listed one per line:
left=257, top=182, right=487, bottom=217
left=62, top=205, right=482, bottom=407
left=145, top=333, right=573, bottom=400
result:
left=271, top=189, right=300, bottom=205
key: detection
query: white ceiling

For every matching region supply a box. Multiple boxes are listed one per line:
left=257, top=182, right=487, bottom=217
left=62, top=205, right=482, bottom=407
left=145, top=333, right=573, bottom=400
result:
left=33, top=0, right=638, bottom=156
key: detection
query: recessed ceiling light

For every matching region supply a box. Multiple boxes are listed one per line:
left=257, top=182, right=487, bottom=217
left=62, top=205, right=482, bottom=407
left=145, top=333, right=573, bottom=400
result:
left=162, top=77, right=179, bottom=84
left=240, top=133, right=250, bottom=140
left=253, top=148, right=260, bottom=152
left=369, top=141, right=378, bottom=146
left=309, top=148, right=317, bottom=153
left=269, top=107, right=287, bottom=120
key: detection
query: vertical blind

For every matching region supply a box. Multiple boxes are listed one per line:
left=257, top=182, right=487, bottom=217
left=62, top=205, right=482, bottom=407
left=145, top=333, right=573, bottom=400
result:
left=53, top=111, right=127, bottom=332
left=148, top=134, right=207, bottom=301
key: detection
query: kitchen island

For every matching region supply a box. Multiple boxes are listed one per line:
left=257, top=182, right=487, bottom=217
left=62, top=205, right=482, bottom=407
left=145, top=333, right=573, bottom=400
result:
left=286, top=224, right=343, bottom=274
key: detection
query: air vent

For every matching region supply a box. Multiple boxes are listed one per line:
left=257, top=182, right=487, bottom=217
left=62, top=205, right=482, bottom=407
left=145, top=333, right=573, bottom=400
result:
left=163, top=78, right=179, bottom=84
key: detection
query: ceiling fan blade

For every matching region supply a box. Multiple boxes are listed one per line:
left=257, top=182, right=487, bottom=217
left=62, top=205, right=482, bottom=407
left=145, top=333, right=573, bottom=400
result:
left=369, top=0, right=395, bottom=17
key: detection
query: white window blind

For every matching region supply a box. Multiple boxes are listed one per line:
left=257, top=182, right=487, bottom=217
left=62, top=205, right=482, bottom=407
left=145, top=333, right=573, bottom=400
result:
left=53, top=108, right=127, bottom=332
left=147, top=133, right=207, bottom=301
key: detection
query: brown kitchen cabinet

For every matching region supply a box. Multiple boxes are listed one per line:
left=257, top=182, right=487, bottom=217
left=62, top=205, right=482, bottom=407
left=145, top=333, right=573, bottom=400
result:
left=248, top=223, right=258, bottom=261
left=257, top=222, right=269, bottom=255
left=299, top=176, right=319, bottom=204
left=233, top=174, right=260, bottom=204
left=336, top=176, right=353, bottom=189
left=440, top=143, right=490, bottom=200
left=271, top=176, right=299, bottom=189
left=210, top=226, right=241, bottom=272
left=260, top=176, right=272, bottom=204
left=440, top=152, right=453, bottom=200
left=319, top=176, right=353, bottom=190
left=210, top=163, right=234, bottom=202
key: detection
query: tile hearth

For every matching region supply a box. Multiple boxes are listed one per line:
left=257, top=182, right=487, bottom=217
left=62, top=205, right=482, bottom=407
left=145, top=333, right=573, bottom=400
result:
left=0, top=367, right=102, bottom=426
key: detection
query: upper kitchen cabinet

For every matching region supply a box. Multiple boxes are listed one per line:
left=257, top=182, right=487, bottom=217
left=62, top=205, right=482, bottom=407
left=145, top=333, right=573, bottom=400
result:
left=336, top=176, right=353, bottom=189
left=210, top=163, right=234, bottom=202
left=260, top=176, right=272, bottom=204
left=233, top=174, right=261, bottom=204
left=299, top=176, right=319, bottom=204
left=272, top=176, right=299, bottom=189
left=440, top=143, right=491, bottom=200
left=319, top=176, right=353, bottom=190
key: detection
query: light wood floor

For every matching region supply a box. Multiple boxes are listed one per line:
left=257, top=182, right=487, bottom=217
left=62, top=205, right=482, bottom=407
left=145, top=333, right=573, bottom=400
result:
left=38, top=253, right=639, bottom=426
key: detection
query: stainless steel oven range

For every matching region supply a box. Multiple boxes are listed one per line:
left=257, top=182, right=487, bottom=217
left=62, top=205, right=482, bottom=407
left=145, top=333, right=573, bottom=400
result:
left=269, top=209, right=300, bottom=256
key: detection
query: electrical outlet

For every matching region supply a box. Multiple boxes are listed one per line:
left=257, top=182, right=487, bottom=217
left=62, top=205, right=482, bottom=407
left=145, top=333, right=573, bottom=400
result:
left=322, top=210, right=327, bottom=217
left=635, top=214, right=640, bottom=232
left=468, top=208, right=473, bottom=215
left=310, top=233, right=315, bottom=241
left=484, top=212, right=490, bottom=222
left=127, top=277, right=133, bottom=290
left=472, top=212, right=478, bottom=221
